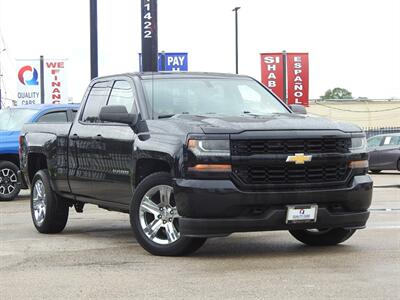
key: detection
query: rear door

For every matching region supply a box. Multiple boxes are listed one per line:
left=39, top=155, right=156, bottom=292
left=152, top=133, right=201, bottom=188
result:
left=68, top=81, right=111, bottom=199
left=89, top=78, right=137, bottom=205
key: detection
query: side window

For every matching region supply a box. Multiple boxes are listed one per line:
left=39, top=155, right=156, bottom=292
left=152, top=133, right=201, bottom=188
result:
left=367, top=136, right=382, bottom=148
left=81, top=82, right=110, bottom=123
left=107, top=80, right=136, bottom=112
left=37, top=111, right=68, bottom=123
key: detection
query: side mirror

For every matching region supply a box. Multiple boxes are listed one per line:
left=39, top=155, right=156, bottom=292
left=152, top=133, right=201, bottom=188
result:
left=289, top=104, right=307, bottom=114
left=99, top=105, right=138, bottom=125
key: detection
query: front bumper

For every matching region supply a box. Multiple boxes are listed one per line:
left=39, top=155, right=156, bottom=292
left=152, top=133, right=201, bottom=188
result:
left=173, top=175, right=373, bottom=237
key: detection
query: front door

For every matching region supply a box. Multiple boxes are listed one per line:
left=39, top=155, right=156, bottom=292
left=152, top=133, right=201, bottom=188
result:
left=89, top=80, right=138, bottom=205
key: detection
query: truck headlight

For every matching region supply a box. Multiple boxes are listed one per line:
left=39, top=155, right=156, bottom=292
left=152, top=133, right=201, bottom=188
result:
left=187, top=139, right=230, bottom=157
left=350, top=137, right=366, bottom=152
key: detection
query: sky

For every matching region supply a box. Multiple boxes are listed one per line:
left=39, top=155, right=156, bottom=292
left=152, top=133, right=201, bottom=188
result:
left=0, top=0, right=399, bottom=105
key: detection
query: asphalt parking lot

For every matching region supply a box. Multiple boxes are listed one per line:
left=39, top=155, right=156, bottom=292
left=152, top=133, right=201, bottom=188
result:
left=1, top=172, right=399, bottom=299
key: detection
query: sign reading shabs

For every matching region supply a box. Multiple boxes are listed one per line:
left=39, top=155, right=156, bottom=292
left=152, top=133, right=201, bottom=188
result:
left=139, top=52, right=188, bottom=71
left=16, top=59, right=68, bottom=106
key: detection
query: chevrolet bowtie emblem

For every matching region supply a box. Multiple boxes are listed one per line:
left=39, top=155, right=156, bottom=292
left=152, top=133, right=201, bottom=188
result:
left=286, top=153, right=312, bottom=164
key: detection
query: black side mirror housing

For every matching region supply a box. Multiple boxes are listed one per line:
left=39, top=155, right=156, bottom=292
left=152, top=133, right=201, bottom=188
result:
left=99, top=105, right=138, bottom=125
left=289, top=104, right=307, bottom=114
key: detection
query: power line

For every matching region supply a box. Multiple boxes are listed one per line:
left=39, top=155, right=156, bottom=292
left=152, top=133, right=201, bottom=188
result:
left=314, top=101, right=400, bottom=113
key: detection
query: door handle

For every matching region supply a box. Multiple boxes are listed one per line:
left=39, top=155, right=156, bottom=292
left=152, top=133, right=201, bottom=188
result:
left=70, top=134, right=79, bottom=141
left=94, top=134, right=103, bottom=141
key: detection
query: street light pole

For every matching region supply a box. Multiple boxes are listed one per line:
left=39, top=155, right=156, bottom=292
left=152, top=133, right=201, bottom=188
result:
left=90, top=0, right=98, bottom=79
left=233, top=7, right=240, bottom=74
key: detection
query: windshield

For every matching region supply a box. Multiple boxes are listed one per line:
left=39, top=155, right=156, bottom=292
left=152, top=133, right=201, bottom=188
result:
left=142, top=77, right=289, bottom=118
left=0, top=108, right=38, bottom=131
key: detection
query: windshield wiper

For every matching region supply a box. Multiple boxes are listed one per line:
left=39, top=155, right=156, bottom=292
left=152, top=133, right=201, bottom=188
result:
left=158, top=112, right=189, bottom=119
left=158, top=114, right=175, bottom=119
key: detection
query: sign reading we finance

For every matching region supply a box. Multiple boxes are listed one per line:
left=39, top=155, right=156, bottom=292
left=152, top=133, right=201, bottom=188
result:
left=44, top=59, right=68, bottom=104
left=260, top=52, right=309, bottom=106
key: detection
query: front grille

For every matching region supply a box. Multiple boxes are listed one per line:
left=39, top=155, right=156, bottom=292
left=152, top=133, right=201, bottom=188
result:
left=231, top=138, right=350, bottom=156
left=234, top=162, right=348, bottom=185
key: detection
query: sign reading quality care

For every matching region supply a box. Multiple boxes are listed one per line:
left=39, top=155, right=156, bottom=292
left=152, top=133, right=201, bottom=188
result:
left=16, top=60, right=41, bottom=105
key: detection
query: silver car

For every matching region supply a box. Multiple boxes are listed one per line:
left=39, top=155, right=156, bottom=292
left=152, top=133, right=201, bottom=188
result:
left=367, top=133, right=400, bottom=173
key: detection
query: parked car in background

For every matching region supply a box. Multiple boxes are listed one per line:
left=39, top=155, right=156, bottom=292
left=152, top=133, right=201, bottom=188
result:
left=367, top=133, right=400, bottom=173
left=0, top=104, right=79, bottom=201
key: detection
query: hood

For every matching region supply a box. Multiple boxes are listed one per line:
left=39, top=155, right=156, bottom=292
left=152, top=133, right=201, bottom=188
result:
left=165, top=113, right=362, bottom=134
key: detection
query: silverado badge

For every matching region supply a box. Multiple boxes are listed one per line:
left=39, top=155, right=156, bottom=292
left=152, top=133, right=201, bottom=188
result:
left=286, top=153, right=312, bottom=165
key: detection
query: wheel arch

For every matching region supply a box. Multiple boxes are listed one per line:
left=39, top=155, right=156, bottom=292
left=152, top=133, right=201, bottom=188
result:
left=134, top=158, right=172, bottom=187
left=27, top=152, right=48, bottom=185
left=0, top=154, right=20, bottom=168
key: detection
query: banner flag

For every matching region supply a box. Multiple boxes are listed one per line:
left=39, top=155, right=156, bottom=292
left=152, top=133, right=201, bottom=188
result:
left=16, top=59, right=41, bottom=106
left=286, top=53, right=309, bottom=106
left=260, top=53, right=285, bottom=100
left=44, top=59, right=68, bottom=104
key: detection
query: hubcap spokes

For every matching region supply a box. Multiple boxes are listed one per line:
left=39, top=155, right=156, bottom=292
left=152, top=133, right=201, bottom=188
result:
left=0, top=168, right=17, bottom=196
left=139, top=185, right=180, bottom=245
left=32, top=180, right=47, bottom=225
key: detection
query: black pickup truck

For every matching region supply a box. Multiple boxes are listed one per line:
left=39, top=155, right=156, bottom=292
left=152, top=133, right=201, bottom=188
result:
left=20, top=72, right=372, bottom=256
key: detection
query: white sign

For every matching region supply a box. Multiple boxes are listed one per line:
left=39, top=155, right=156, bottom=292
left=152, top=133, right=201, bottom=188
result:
left=16, top=59, right=41, bottom=106
left=44, top=59, right=68, bottom=104
left=16, top=58, right=68, bottom=106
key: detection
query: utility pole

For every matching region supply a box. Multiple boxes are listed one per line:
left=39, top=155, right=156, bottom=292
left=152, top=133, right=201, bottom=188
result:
left=90, top=0, right=98, bottom=79
left=40, top=55, right=45, bottom=104
left=141, top=0, right=158, bottom=72
left=233, top=7, right=240, bottom=74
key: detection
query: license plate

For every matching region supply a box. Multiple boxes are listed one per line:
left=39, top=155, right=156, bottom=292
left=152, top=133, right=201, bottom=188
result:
left=286, top=205, right=318, bottom=224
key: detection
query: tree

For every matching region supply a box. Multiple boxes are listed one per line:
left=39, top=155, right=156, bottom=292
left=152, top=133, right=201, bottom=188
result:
left=320, top=87, right=353, bottom=100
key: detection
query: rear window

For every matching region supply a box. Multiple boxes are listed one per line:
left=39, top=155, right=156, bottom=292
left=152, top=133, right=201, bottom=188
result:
left=37, top=111, right=68, bottom=123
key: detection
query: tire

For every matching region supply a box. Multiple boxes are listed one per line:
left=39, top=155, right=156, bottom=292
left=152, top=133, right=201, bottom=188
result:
left=0, top=161, right=21, bottom=201
left=397, top=160, right=400, bottom=171
left=370, top=170, right=382, bottom=174
left=289, top=228, right=356, bottom=246
left=130, top=172, right=206, bottom=256
left=30, top=170, right=69, bottom=233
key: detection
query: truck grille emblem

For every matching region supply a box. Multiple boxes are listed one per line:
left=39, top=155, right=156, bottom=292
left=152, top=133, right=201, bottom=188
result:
left=286, top=153, right=312, bottom=165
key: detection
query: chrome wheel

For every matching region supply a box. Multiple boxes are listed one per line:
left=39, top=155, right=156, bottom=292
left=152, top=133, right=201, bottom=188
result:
left=0, top=168, right=18, bottom=196
left=139, top=185, right=180, bottom=245
left=32, top=179, right=47, bottom=226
